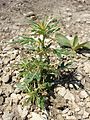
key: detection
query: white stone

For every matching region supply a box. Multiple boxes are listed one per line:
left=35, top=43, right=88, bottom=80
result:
left=0, top=96, right=4, bottom=105
left=0, top=88, right=2, bottom=95
left=86, top=102, right=90, bottom=108
left=74, top=84, right=79, bottom=89
left=3, top=46, right=11, bottom=51
left=62, top=108, right=69, bottom=114
left=18, top=105, right=28, bottom=119
left=24, top=11, right=35, bottom=17
left=78, top=102, right=85, bottom=107
left=57, top=114, right=64, bottom=120
left=64, top=90, right=75, bottom=102
left=3, top=57, right=10, bottom=65
left=83, top=111, right=89, bottom=119
left=66, top=116, right=76, bottom=120
left=11, top=93, right=19, bottom=103
left=73, top=102, right=80, bottom=112
left=2, top=74, right=11, bottom=83
left=84, top=62, right=90, bottom=74
left=69, top=84, right=73, bottom=88
left=30, top=112, right=43, bottom=120
left=79, top=90, right=88, bottom=99
left=2, top=112, right=13, bottom=120
left=56, top=87, right=66, bottom=97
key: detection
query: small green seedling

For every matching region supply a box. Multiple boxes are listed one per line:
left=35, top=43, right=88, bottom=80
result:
left=13, top=18, right=60, bottom=109
left=55, top=33, right=90, bottom=51
left=11, top=18, right=79, bottom=110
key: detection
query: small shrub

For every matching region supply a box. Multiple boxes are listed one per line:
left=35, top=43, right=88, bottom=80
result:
left=13, top=18, right=61, bottom=109
left=12, top=18, right=80, bottom=110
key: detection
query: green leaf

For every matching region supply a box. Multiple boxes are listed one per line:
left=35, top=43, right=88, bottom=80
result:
left=55, top=33, right=71, bottom=47
left=72, top=35, right=79, bottom=48
left=40, top=96, right=45, bottom=109
left=12, top=36, right=35, bottom=45
left=54, top=48, right=72, bottom=57
left=74, top=41, right=89, bottom=51
left=25, top=71, right=41, bottom=84
left=83, top=41, right=90, bottom=49
left=17, top=82, right=28, bottom=92
left=37, top=96, right=45, bottom=109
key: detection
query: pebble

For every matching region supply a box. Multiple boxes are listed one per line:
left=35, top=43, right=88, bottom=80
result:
left=66, top=115, right=76, bottom=120
left=2, top=112, right=14, bottom=120
left=73, top=102, right=80, bottom=112
left=3, top=57, right=10, bottom=65
left=3, top=46, right=11, bottom=51
left=0, top=60, right=3, bottom=68
left=83, top=110, right=89, bottom=119
left=79, top=90, right=88, bottom=99
left=18, top=105, right=28, bottom=119
left=10, top=93, right=21, bottom=104
left=0, top=88, right=2, bottom=95
left=86, top=108, right=90, bottom=113
left=0, top=96, right=4, bottom=105
left=24, top=11, right=35, bottom=17
left=56, top=87, right=66, bottom=97
left=84, top=61, right=90, bottom=74
left=64, top=90, right=75, bottom=102
left=86, top=102, right=90, bottom=108
left=69, top=84, right=73, bottom=88
left=2, top=74, right=12, bottom=83
left=62, top=108, right=69, bottom=114
left=30, top=112, right=43, bottom=120
left=56, top=114, right=64, bottom=120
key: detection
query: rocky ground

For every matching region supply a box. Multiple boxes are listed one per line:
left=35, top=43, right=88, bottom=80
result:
left=0, top=0, right=90, bottom=120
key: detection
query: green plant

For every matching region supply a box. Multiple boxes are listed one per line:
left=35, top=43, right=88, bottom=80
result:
left=55, top=33, right=90, bottom=51
left=13, top=18, right=60, bottom=109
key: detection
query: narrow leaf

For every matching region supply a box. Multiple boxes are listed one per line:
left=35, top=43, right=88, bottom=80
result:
left=55, top=33, right=71, bottom=47
left=83, top=41, right=90, bottom=49
left=72, top=35, right=79, bottom=48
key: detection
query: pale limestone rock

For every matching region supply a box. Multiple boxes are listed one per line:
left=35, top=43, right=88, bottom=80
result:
left=79, top=90, right=88, bottom=99
left=83, top=110, right=89, bottom=119
left=64, top=90, right=75, bottom=102
left=56, top=87, right=66, bottom=97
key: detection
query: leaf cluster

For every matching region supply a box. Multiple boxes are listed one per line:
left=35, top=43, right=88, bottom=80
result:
left=55, top=33, right=90, bottom=51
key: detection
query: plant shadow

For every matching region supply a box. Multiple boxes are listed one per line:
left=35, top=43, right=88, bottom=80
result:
left=55, top=70, right=84, bottom=90
left=45, top=69, right=85, bottom=110
left=77, top=48, right=90, bottom=55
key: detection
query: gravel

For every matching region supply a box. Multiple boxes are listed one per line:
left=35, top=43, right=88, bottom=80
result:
left=0, top=0, right=90, bottom=120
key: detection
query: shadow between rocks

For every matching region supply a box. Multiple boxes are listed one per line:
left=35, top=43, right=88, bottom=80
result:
left=55, top=70, right=84, bottom=90
left=45, top=69, right=85, bottom=111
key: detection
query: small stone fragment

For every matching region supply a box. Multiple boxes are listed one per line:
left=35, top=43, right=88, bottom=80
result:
left=3, top=57, right=10, bottom=65
left=2, top=74, right=12, bottom=83
left=83, top=111, right=89, bottom=119
left=69, top=84, right=73, bottom=89
left=11, top=93, right=20, bottom=104
left=0, top=96, right=4, bottom=105
left=66, top=115, right=76, bottom=120
left=24, top=11, right=35, bottom=17
left=86, top=102, right=90, bottom=108
left=79, top=90, right=88, bottom=99
left=2, top=112, right=14, bottom=120
left=64, top=90, right=75, bottom=102
left=56, top=87, right=66, bottom=97
left=62, top=108, right=69, bottom=114
left=30, top=112, right=43, bottom=120
left=18, top=105, right=28, bottom=119
left=84, top=62, right=90, bottom=74
left=57, top=114, right=64, bottom=120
